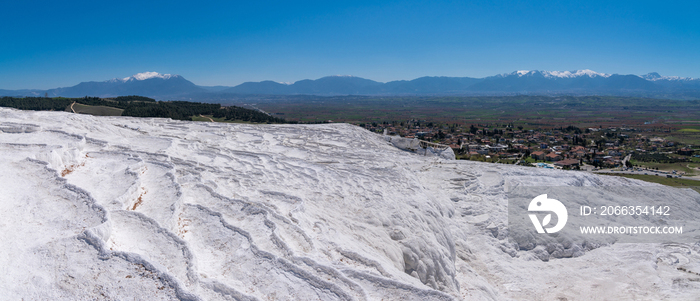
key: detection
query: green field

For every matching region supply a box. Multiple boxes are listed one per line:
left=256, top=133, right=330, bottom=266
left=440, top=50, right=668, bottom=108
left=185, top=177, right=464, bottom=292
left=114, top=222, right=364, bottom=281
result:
left=69, top=103, right=124, bottom=116
left=629, top=160, right=700, bottom=175
left=601, top=173, right=700, bottom=193
left=656, top=131, right=700, bottom=145
left=191, top=115, right=215, bottom=122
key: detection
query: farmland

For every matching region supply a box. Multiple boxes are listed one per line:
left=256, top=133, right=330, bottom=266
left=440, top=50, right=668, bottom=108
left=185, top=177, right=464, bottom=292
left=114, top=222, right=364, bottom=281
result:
left=68, top=102, right=124, bottom=116
left=247, top=95, right=700, bottom=131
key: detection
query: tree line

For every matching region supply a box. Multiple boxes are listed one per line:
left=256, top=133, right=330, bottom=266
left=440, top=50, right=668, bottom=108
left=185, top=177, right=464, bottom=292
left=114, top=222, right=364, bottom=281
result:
left=0, top=96, right=73, bottom=111
left=0, top=96, right=286, bottom=123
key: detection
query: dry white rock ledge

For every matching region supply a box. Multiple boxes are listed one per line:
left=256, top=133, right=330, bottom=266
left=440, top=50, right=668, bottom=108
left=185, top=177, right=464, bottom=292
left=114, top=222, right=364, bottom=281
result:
left=0, top=108, right=699, bottom=300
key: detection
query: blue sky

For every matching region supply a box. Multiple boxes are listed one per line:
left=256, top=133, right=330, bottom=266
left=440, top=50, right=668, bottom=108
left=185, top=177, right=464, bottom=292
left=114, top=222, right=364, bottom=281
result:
left=1, top=0, right=698, bottom=89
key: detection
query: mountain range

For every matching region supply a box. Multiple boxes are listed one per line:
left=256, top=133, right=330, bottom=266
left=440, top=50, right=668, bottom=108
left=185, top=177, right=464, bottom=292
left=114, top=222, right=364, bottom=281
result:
left=2, top=70, right=700, bottom=100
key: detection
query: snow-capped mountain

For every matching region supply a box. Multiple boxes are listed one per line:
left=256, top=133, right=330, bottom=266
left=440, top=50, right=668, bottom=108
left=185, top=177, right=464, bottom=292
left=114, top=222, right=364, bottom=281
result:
left=2, top=108, right=699, bottom=299
left=126, top=71, right=177, bottom=81
left=39, top=72, right=205, bottom=98
left=507, top=69, right=612, bottom=78
left=104, top=72, right=180, bottom=83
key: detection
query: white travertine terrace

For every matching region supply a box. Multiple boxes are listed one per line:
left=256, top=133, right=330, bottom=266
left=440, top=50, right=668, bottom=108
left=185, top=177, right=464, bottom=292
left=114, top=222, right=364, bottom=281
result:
left=0, top=107, right=698, bottom=300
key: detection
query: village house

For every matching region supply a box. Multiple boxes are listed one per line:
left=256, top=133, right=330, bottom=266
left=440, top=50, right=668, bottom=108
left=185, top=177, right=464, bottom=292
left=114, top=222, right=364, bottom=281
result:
left=554, top=158, right=580, bottom=169
left=545, top=153, right=562, bottom=161
left=678, top=148, right=694, bottom=156
left=531, top=151, right=546, bottom=161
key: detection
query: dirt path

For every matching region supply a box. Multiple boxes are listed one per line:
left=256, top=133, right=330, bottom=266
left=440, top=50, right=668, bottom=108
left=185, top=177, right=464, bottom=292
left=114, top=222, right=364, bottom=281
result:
left=200, top=114, right=214, bottom=122
left=70, top=102, right=76, bottom=113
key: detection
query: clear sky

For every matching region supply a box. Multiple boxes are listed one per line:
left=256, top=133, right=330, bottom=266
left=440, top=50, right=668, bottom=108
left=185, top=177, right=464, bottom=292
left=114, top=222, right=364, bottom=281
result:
left=1, top=0, right=698, bottom=89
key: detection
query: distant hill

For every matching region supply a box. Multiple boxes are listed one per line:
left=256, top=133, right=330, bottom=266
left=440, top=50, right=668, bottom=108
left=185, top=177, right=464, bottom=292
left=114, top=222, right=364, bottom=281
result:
left=223, top=76, right=384, bottom=95
left=2, top=70, right=700, bottom=100
left=198, top=85, right=234, bottom=92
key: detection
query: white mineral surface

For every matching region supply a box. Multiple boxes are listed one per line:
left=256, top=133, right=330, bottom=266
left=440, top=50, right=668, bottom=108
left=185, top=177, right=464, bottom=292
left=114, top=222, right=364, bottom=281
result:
left=1, top=108, right=699, bottom=300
